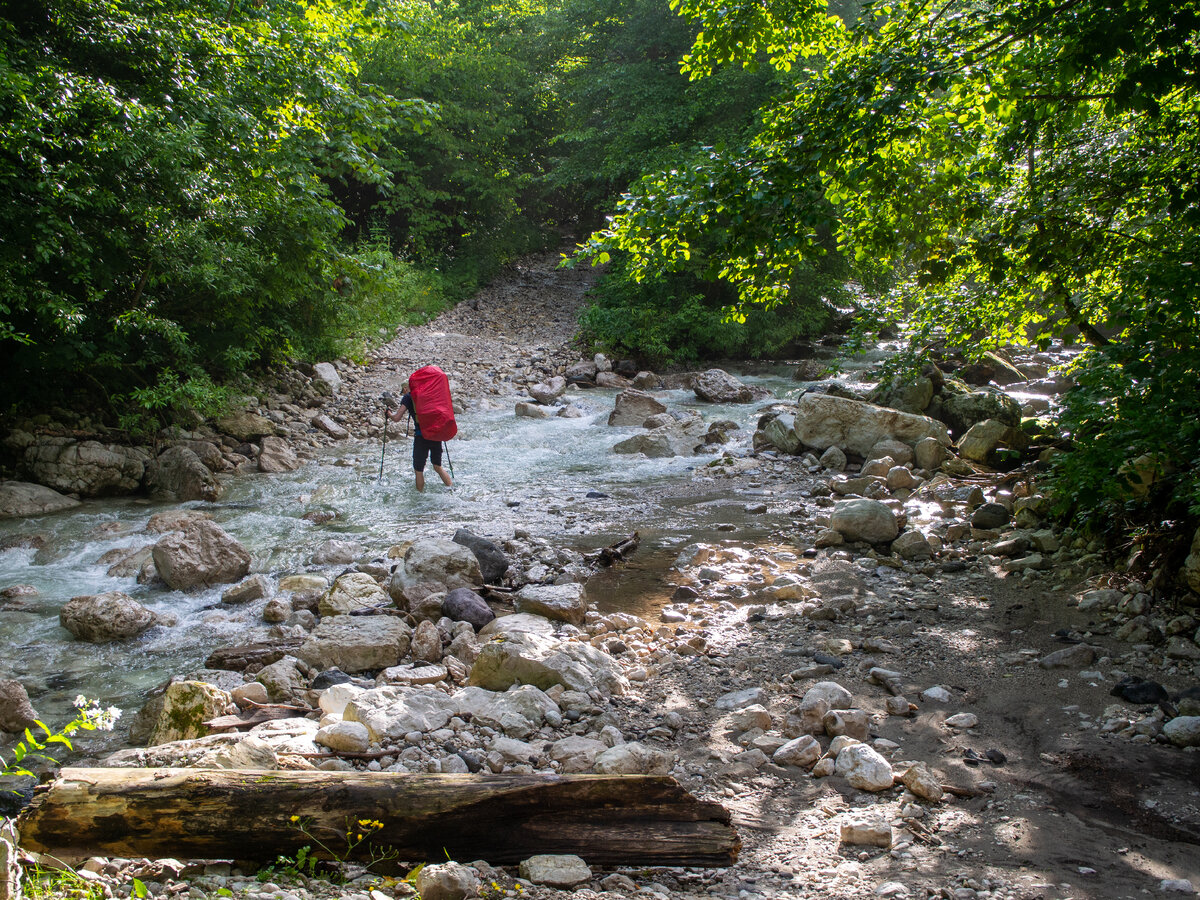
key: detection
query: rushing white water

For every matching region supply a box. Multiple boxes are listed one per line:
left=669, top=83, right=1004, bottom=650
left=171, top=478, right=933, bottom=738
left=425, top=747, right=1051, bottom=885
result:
left=7, top=368, right=868, bottom=731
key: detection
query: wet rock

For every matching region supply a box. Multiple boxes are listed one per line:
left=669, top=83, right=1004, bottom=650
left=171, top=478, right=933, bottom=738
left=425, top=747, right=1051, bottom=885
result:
left=257, top=436, right=301, bottom=473
left=519, top=855, right=591, bottom=888
left=515, top=401, right=554, bottom=419
left=793, top=393, right=951, bottom=457
left=693, top=369, right=753, bottom=403
left=0, top=679, right=38, bottom=733
left=612, top=421, right=705, bottom=457
left=222, top=574, right=269, bottom=605
left=19, top=436, right=148, bottom=498
left=152, top=519, right=251, bottom=591
left=0, top=481, right=81, bottom=518
left=312, top=414, right=350, bottom=439
left=443, top=587, right=495, bottom=630
left=831, top=499, right=899, bottom=543
left=60, top=591, right=159, bottom=642
left=452, top=529, right=509, bottom=584
left=608, top=389, right=667, bottom=426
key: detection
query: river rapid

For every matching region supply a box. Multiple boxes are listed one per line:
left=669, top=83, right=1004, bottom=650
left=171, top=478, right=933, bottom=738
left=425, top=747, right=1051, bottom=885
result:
left=2, top=366, right=877, bottom=741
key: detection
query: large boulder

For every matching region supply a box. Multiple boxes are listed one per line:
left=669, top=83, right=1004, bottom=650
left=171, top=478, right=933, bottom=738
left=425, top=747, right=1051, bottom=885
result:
left=312, top=362, right=342, bottom=394
left=19, top=436, right=148, bottom=497
left=257, top=436, right=301, bottom=473
left=297, top=615, right=412, bottom=673
left=693, top=369, right=753, bottom=403
left=830, top=499, right=899, bottom=544
left=593, top=742, right=674, bottom=775
left=608, top=389, right=667, bottom=426
left=515, top=583, right=588, bottom=625
left=957, top=419, right=1029, bottom=463
left=0, top=680, right=38, bottom=733
left=388, top=538, right=483, bottom=606
left=148, top=680, right=235, bottom=746
left=343, top=686, right=456, bottom=741
left=103, top=733, right=281, bottom=769
left=452, top=529, right=509, bottom=584
left=216, top=411, right=276, bottom=442
left=319, top=572, right=388, bottom=617
left=1182, top=526, right=1200, bottom=598
left=834, top=742, right=894, bottom=791
left=0, top=481, right=81, bottom=518
left=529, top=376, right=567, bottom=405
left=938, top=389, right=1021, bottom=436
left=868, top=375, right=934, bottom=414
left=760, top=413, right=801, bottom=454
left=469, top=630, right=628, bottom=696
left=792, top=393, right=950, bottom=457
left=59, top=591, right=159, bottom=642
left=453, top=685, right=561, bottom=738
left=612, top=421, right=706, bottom=458
left=152, top=519, right=252, bottom=591
left=144, top=446, right=222, bottom=502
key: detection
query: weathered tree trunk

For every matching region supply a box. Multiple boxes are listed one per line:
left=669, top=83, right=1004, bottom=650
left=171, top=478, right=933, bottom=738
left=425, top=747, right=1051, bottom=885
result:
left=17, top=768, right=739, bottom=867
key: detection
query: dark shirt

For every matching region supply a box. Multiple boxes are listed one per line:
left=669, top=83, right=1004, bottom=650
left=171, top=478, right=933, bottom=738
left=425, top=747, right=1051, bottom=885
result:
left=400, top=393, right=421, bottom=437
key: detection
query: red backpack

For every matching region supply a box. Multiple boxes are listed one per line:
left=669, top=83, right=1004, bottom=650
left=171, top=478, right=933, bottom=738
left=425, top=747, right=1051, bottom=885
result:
left=408, top=365, right=458, bottom=441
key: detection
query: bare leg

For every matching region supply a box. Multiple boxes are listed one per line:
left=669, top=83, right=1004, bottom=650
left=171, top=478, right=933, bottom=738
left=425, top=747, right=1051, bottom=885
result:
left=432, top=465, right=453, bottom=487
left=414, top=470, right=426, bottom=492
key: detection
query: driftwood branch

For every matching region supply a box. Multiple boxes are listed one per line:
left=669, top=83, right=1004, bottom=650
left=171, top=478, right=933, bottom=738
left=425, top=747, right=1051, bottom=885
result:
left=586, top=532, right=640, bottom=567
left=17, top=768, right=740, bottom=867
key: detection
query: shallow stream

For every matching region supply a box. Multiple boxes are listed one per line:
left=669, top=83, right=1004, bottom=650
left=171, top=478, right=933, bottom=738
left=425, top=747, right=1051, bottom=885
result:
left=2, top=365, right=883, bottom=737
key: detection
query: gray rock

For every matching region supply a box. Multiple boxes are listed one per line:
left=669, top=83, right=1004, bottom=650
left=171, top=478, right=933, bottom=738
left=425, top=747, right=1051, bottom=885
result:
left=411, top=619, right=443, bottom=663
left=152, top=519, right=251, bottom=591
left=515, top=401, right=554, bottom=419
left=312, top=362, right=342, bottom=394
left=773, top=735, right=821, bottom=768
left=222, top=574, right=269, bottom=605
left=941, top=389, right=1021, bottom=435
left=453, top=529, right=509, bottom=584
left=469, top=630, right=628, bottom=696
left=612, top=421, right=706, bottom=457
left=415, top=862, right=480, bottom=900
left=454, top=685, right=561, bottom=738
left=869, top=375, right=934, bottom=414
left=831, top=498, right=899, bottom=543
left=520, top=855, right=591, bottom=889
left=216, top=411, right=277, bottom=442
left=840, top=816, right=893, bottom=848
left=59, top=591, right=158, bottom=642
left=819, top=445, right=847, bottom=471
left=1182, top=526, right=1200, bottom=597
left=793, top=393, right=950, bottom=457
left=257, top=435, right=301, bottom=473
left=0, top=679, right=38, bottom=733
left=297, top=615, right=413, bottom=673
left=971, top=502, right=1011, bottom=529
left=443, top=587, right=495, bottom=630
left=315, top=720, right=370, bottom=753
left=834, top=742, right=894, bottom=791
left=1037, top=644, right=1097, bottom=669
left=0, top=481, right=81, bottom=518
left=529, top=376, right=568, bottom=404
left=957, top=419, right=1028, bottom=463
left=1163, top=716, right=1200, bottom=748
left=913, top=436, right=948, bottom=470
left=388, top=538, right=483, bottom=606
left=312, top=414, right=350, bottom=440
left=20, top=436, right=148, bottom=498
left=893, top=530, right=933, bottom=560
left=148, top=681, right=233, bottom=746
left=145, top=446, right=223, bottom=502
left=343, top=686, right=456, bottom=741
left=693, top=369, right=753, bottom=403
left=514, top=583, right=587, bottom=625
left=593, top=741, right=673, bottom=775
left=761, top=413, right=801, bottom=454
left=608, top=389, right=667, bottom=426
left=319, top=572, right=388, bottom=616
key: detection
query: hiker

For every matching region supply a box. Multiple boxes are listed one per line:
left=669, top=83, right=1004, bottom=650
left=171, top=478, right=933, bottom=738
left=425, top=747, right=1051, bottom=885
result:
left=386, top=383, right=454, bottom=492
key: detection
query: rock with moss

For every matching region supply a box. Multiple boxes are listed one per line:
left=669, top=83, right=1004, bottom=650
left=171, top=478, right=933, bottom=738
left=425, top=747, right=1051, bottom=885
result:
left=148, top=681, right=235, bottom=746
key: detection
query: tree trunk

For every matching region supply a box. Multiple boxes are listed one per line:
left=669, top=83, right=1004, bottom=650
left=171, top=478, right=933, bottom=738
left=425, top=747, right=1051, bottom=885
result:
left=17, top=768, right=739, bottom=867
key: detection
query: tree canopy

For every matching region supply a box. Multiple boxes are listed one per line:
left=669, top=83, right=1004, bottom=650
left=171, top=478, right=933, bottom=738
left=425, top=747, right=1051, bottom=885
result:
left=583, top=0, right=1200, bottom=541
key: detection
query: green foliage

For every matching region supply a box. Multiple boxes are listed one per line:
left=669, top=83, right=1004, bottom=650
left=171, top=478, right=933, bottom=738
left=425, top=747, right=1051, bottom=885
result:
left=259, top=816, right=398, bottom=882
left=21, top=863, right=107, bottom=900
left=0, top=0, right=429, bottom=420
left=580, top=255, right=836, bottom=365
left=2, top=697, right=120, bottom=787
left=583, top=0, right=1200, bottom=546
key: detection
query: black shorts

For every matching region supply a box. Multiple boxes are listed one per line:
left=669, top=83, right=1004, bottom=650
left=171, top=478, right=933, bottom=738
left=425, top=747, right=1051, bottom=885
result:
left=412, top=435, right=442, bottom=471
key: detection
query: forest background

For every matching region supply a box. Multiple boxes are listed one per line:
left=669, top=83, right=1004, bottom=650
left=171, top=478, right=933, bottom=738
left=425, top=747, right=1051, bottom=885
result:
left=1, top=0, right=1197, bottom=566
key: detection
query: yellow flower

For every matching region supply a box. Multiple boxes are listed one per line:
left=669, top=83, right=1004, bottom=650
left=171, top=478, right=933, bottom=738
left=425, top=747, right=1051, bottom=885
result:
left=289, top=815, right=300, bottom=823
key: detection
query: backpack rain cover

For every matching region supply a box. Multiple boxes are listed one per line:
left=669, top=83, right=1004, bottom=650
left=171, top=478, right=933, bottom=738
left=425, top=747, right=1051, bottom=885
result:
left=408, top=365, right=458, bottom=441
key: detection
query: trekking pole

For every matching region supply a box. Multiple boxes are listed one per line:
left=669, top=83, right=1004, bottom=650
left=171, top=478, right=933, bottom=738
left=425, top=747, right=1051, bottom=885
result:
left=444, top=442, right=454, bottom=480
left=380, top=393, right=396, bottom=481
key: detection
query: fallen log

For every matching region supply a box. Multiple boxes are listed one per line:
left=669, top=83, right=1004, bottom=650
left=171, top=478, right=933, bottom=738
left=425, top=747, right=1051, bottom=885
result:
left=17, top=768, right=739, bottom=867
left=587, top=531, right=640, bottom=567
left=204, top=702, right=313, bottom=733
